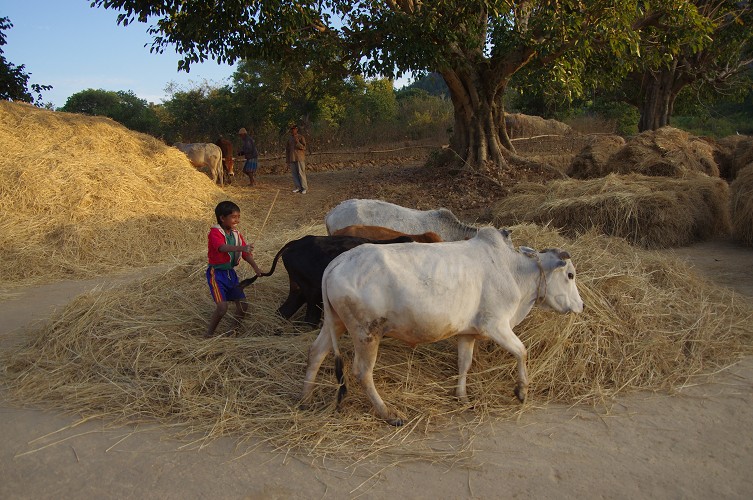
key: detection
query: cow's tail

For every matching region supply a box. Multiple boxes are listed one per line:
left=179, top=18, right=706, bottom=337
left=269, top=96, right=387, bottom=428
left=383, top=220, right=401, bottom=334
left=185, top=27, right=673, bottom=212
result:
left=237, top=239, right=294, bottom=288
left=321, top=271, right=347, bottom=404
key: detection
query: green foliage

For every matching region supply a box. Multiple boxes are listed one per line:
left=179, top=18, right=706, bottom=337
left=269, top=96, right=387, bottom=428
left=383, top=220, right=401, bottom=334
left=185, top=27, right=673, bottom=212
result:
left=400, top=73, right=449, bottom=98
left=159, top=83, right=238, bottom=142
left=86, top=1, right=750, bottom=156
left=0, top=17, right=51, bottom=104
left=61, top=89, right=160, bottom=135
left=588, top=100, right=640, bottom=136
left=397, top=90, right=453, bottom=140
left=673, top=85, right=753, bottom=138
left=360, top=79, right=398, bottom=123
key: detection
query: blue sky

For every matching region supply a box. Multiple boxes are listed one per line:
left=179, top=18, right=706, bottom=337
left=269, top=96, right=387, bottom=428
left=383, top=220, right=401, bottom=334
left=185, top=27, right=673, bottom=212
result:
left=3, top=1, right=236, bottom=108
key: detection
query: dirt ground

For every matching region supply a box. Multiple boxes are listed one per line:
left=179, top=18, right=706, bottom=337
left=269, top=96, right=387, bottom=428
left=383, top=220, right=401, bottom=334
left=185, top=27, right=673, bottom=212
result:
left=2, top=162, right=753, bottom=499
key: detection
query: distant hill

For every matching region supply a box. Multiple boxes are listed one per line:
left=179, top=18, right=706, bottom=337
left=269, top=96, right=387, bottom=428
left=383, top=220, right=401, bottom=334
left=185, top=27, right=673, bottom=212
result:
left=400, top=73, right=449, bottom=98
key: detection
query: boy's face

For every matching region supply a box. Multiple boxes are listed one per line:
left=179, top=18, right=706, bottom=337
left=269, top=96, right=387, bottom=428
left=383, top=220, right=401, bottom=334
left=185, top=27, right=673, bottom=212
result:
left=220, top=211, right=241, bottom=230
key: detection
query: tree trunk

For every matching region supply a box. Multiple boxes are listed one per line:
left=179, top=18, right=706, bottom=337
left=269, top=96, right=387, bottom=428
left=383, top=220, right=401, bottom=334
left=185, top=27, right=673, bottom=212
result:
left=440, top=69, right=511, bottom=169
left=638, top=60, right=685, bottom=132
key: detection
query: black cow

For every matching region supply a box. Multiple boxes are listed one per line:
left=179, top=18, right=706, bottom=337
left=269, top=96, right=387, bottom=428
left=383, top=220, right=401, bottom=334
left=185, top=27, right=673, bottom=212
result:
left=239, top=235, right=412, bottom=326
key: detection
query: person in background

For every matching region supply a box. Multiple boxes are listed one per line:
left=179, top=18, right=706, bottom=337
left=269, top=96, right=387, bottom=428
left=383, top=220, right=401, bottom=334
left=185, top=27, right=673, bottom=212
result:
left=286, top=124, right=308, bottom=194
left=205, top=200, right=262, bottom=338
left=238, top=127, right=259, bottom=186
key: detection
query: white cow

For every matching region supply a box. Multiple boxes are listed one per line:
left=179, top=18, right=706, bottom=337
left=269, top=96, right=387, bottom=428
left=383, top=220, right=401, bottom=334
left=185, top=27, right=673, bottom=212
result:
left=325, top=198, right=513, bottom=245
left=175, top=142, right=224, bottom=186
left=301, top=228, right=584, bottom=426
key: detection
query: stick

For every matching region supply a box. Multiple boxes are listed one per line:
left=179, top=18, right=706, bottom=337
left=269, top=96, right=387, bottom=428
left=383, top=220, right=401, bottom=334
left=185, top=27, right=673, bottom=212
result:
left=253, top=189, right=280, bottom=242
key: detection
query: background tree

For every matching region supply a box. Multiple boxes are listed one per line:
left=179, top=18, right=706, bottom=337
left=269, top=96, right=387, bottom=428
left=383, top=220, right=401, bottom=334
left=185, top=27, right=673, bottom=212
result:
left=159, top=83, right=237, bottom=142
left=0, top=17, right=51, bottom=105
left=623, top=0, right=753, bottom=131
left=61, top=89, right=160, bottom=135
left=93, top=1, right=711, bottom=171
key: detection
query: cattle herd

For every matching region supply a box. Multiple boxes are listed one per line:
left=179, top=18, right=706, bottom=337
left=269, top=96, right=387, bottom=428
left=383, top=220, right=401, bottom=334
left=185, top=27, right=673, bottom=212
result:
left=240, top=198, right=585, bottom=425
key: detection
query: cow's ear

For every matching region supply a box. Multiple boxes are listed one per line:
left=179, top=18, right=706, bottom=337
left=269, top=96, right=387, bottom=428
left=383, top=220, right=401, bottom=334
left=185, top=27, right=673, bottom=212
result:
left=557, top=250, right=571, bottom=260
left=519, top=246, right=536, bottom=258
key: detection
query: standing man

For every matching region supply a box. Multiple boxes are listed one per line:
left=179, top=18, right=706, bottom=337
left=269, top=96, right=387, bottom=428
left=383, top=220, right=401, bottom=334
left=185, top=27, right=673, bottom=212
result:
left=238, top=127, right=259, bottom=186
left=286, top=124, right=308, bottom=194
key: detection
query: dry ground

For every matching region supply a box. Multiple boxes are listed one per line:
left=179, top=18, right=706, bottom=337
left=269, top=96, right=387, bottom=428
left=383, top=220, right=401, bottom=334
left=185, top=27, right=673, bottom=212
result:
left=2, top=157, right=753, bottom=499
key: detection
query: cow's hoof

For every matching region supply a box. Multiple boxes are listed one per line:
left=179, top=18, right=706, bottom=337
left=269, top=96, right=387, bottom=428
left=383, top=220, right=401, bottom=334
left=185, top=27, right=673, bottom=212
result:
left=386, top=417, right=404, bottom=427
left=298, top=399, right=311, bottom=411
left=514, top=384, right=528, bottom=403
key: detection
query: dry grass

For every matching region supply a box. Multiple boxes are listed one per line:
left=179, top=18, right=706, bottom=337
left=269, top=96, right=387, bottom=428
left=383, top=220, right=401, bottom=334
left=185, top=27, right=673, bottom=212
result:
left=491, top=173, right=731, bottom=248
left=730, top=164, right=753, bottom=246
left=2, top=223, right=751, bottom=464
left=2, top=102, right=751, bottom=466
left=506, top=113, right=573, bottom=139
left=712, top=134, right=753, bottom=181
left=605, top=127, right=719, bottom=178
left=567, top=134, right=627, bottom=179
left=0, top=101, right=224, bottom=293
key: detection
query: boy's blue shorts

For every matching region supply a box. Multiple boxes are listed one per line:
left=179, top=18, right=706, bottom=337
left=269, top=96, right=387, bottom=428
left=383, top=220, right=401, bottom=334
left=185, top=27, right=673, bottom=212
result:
left=206, top=267, right=246, bottom=303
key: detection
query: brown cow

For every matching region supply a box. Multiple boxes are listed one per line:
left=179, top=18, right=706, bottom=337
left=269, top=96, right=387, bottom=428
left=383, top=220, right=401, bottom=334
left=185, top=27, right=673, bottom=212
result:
left=214, top=137, right=234, bottom=184
left=331, top=224, right=443, bottom=243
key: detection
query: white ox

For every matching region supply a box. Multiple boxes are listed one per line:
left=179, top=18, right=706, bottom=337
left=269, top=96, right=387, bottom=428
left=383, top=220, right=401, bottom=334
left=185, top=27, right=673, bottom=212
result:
left=301, top=227, right=584, bottom=426
left=175, top=142, right=224, bottom=186
left=325, top=198, right=512, bottom=244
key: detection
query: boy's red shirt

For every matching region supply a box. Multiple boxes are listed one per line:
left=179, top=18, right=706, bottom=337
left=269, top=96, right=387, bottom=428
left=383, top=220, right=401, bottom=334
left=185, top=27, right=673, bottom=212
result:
left=207, top=225, right=249, bottom=268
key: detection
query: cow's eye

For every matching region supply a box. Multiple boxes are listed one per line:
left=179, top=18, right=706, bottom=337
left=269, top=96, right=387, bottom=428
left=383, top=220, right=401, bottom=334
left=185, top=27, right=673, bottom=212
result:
left=567, top=272, right=574, bottom=280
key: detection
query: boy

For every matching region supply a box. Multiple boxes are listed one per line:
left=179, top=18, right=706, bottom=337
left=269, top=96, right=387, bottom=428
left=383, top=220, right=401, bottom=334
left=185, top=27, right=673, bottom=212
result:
left=205, top=200, right=263, bottom=338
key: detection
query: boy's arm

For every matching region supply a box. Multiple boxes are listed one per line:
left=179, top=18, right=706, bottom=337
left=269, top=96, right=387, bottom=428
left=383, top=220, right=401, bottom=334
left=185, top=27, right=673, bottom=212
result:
left=218, top=243, right=252, bottom=253
left=243, top=253, right=263, bottom=276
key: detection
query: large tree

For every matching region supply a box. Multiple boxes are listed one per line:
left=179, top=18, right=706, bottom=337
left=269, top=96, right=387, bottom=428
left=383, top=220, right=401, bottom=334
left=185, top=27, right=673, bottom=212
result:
left=628, top=0, right=753, bottom=132
left=91, top=1, right=708, bottom=169
left=61, top=89, right=161, bottom=135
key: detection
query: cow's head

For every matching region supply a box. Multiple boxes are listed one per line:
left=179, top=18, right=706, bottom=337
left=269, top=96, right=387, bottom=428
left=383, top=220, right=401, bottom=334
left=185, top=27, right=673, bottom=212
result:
left=536, top=248, right=584, bottom=314
left=223, top=157, right=235, bottom=176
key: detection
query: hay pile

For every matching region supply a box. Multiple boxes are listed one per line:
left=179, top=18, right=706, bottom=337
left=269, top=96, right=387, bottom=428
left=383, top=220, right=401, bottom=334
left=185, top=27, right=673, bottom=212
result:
left=567, top=134, right=627, bottom=179
left=490, top=173, right=731, bottom=248
left=604, top=127, right=719, bottom=178
left=0, top=102, right=224, bottom=291
left=730, top=164, right=753, bottom=246
left=713, top=134, right=753, bottom=181
left=3, top=223, right=751, bottom=464
left=505, top=113, right=573, bottom=139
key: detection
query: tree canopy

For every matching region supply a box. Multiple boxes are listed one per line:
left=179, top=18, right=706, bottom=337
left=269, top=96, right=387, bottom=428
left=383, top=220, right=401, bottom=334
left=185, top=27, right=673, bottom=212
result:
left=61, top=89, right=161, bottom=135
left=90, top=1, right=725, bottom=169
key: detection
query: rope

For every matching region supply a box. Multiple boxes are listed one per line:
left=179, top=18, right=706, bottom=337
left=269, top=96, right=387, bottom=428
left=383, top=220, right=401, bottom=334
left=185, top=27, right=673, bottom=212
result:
left=534, top=257, right=547, bottom=305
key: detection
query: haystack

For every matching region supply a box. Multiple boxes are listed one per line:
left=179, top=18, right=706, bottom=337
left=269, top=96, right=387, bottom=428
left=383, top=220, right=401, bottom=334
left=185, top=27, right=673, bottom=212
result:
left=604, top=127, right=719, bottom=178
left=2, top=223, right=752, bottom=464
left=0, top=101, right=224, bottom=291
left=490, top=173, right=730, bottom=248
left=505, top=113, right=573, bottom=139
left=730, top=164, right=753, bottom=246
left=567, top=134, right=627, bottom=179
left=713, top=134, right=753, bottom=181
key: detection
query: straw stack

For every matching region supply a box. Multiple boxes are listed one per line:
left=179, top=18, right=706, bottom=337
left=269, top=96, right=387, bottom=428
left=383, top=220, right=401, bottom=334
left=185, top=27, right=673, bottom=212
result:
left=3, top=223, right=751, bottom=463
left=730, top=164, right=753, bottom=246
left=491, top=173, right=731, bottom=248
left=0, top=101, right=223, bottom=290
